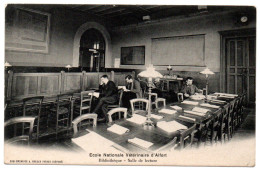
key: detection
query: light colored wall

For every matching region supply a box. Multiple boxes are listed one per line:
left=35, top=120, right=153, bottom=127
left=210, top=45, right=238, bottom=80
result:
left=5, top=5, right=111, bottom=67
left=110, top=11, right=256, bottom=72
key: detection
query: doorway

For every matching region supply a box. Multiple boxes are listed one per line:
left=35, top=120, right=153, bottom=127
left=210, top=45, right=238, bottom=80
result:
left=220, top=29, right=256, bottom=105
left=79, top=28, right=105, bottom=72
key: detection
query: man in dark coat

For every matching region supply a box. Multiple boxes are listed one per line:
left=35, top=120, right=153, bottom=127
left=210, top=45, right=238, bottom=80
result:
left=93, top=75, right=118, bottom=121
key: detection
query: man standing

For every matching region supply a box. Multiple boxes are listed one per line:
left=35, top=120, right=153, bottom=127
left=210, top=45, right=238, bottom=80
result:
left=93, top=75, right=118, bottom=121
left=181, top=77, right=201, bottom=98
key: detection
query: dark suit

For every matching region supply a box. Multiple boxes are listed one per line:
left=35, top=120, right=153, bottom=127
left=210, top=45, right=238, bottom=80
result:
left=126, top=79, right=142, bottom=98
left=93, top=81, right=118, bottom=119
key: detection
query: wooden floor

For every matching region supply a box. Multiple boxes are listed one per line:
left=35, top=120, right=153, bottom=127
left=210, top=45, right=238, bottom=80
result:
left=232, top=107, right=255, bottom=140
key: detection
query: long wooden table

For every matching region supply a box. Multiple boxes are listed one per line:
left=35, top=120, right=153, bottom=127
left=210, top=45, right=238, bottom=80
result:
left=71, top=94, right=239, bottom=153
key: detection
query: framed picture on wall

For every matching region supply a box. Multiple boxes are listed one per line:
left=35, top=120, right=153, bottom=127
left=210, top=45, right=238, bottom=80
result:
left=121, top=46, right=145, bottom=65
left=5, top=7, right=51, bottom=53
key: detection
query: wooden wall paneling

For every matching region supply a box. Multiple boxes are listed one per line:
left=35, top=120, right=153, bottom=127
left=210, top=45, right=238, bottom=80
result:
left=37, top=73, right=61, bottom=96
left=60, top=71, right=65, bottom=93
left=6, top=70, right=13, bottom=100
left=82, top=71, right=87, bottom=91
left=63, top=72, right=82, bottom=93
left=11, top=73, right=39, bottom=99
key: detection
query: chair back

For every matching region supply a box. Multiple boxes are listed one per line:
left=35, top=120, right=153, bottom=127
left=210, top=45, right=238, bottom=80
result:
left=72, top=114, right=97, bottom=136
left=130, top=98, right=149, bottom=115
left=118, top=89, right=124, bottom=107
left=155, top=137, right=177, bottom=152
left=155, top=98, right=166, bottom=108
left=179, top=124, right=196, bottom=149
left=177, top=93, right=184, bottom=102
left=5, top=116, right=36, bottom=145
left=56, top=94, right=73, bottom=112
left=80, top=90, right=94, bottom=112
left=22, top=96, right=44, bottom=117
left=107, top=108, right=128, bottom=123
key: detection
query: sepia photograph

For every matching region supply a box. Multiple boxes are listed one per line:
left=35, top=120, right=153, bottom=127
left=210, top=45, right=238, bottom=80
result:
left=3, top=1, right=257, bottom=167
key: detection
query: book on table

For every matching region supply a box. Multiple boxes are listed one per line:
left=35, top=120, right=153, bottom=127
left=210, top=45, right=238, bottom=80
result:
left=177, top=115, right=196, bottom=122
left=128, top=137, right=154, bottom=149
left=192, top=107, right=210, bottom=114
left=181, top=101, right=199, bottom=105
left=107, top=124, right=130, bottom=135
left=158, top=108, right=177, bottom=115
left=170, top=105, right=182, bottom=111
left=151, top=114, right=164, bottom=120
left=200, top=103, right=220, bottom=109
left=157, top=120, right=188, bottom=133
left=126, top=114, right=147, bottom=125
left=184, top=110, right=206, bottom=117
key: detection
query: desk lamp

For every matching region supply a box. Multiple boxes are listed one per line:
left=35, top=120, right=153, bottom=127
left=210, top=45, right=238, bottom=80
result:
left=65, top=65, right=72, bottom=72
left=200, top=67, right=214, bottom=102
left=138, top=64, right=163, bottom=126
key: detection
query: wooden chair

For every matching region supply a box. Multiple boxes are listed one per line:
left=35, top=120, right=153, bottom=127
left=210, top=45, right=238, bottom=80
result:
left=155, top=98, right=166, bottom=108
left=5, top=116, right=36, bottom=145
left=107, top=89, right=124, bottom=110
left=218, top=104, right=232, bottom=143
left=50, top=94, right=73, bottom=138
left=155, top=137, right=178, bottom=152
left=232, top=99, right=239, bottom=132
left=107, top=108, right=128, bottom=123
left=179, top=124, right=196, bottom=149
left=177, top=93, right=184, bottom=102
left=72, top=114, right=97, bottom=136
left=130, top=98, right=149, bottom=115
left=74, top=90, right=94, bottom=118
left=238, top=93, right=246, bottom=125
left=22, top=96, right=44, bottom=141
left=144, top=92, right=158, bottom=109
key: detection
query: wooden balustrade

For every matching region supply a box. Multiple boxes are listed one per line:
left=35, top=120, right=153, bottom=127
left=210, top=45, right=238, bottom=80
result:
left=6, top=70, right=135, bottom=100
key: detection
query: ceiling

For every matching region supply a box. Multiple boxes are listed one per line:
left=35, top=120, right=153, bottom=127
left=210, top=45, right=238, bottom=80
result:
left=65, top=5, right=255, bottom=27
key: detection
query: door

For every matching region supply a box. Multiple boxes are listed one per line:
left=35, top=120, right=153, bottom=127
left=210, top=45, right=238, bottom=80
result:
left=226, top=37, right=256, bottom=105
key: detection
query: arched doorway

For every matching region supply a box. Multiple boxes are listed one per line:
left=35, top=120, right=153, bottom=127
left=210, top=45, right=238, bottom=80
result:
left=79, top=29, right=105, bottom=72
left=72, top=22, right=112, bottom=70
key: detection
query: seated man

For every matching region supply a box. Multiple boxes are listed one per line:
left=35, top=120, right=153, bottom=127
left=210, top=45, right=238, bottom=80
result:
left=181, top=77, right=201, bottom=98
left=121, top=75, right=142, bottom=109
left=92, top=75, right=118, bottom=122
left=125, top=75, right=142, bottom=98
left=151, top=78, right=163, bottom=98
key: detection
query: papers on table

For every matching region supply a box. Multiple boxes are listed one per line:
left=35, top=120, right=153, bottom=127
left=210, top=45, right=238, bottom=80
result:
left=190, top=94, right=205, bottom=100
left=72, top=131, right=114, bottom=152
left=208, top=99, right=226, bottom=104
left=128, top=137, right=154, bottom=149
left=214, top=93, right=238, bottom=97
left=170, top=105, right=182, bottom=111
left=151, top=114, right=164, bottom=120
left=157, top=121, right=188, bottom=133
left=181, top=101, right=199, bottom=105
left=192, top=107, right=210, bottom=114
left=107, top=124, right=130, bottom=135
left=200, top=103, right=220, bottom=109
left=158, top=108, right=177, bottom=115
left=118, top=86, right=127, bottom=91
left=184, top=110, right=206, bottom=117
left=126, top=114, right=147, bottom=125
left=177, top=78, right=183, bottom=80
left=89, top=92, right=100, bottom=98
left=178, top=115, right=196, bottom=122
